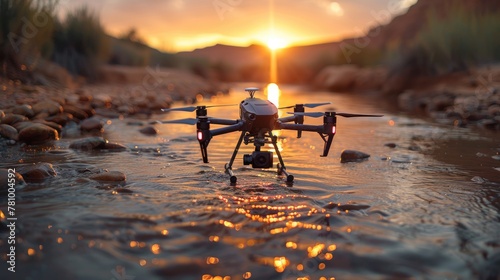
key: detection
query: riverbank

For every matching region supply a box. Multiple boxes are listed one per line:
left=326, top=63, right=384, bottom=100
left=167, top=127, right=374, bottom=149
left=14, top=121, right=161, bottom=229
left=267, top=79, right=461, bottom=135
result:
left=314, top=64, right=500, bottom=131
left=0, top=65, right=227, bottom=146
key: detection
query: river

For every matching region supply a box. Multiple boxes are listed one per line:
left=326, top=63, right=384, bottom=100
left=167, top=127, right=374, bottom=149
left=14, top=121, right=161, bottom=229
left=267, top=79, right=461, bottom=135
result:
left=1, top=84, right=499, bottom=280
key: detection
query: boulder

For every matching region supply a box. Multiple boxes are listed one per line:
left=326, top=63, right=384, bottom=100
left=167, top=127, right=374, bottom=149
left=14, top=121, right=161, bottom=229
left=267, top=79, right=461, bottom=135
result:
left=80, top=117, right=104, bottom=132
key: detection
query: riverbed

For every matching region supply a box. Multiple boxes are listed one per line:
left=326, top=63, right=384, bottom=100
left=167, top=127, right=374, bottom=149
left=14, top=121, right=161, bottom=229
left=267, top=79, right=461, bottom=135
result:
left=1, top=84, right=499, bottom=279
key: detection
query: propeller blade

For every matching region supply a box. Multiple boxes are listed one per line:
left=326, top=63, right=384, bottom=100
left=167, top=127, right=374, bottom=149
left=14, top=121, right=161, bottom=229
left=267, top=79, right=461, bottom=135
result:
left=335, top=113, right=384, bottom=118
left=152, top=118, right=198, bottom=125
left=279, top=102, right=331, bottom=109
left=161, top=104, right=237, bottom=112
left=288, top=112, right=384, bottom=118
left=287, top=112, right=324, bottom=118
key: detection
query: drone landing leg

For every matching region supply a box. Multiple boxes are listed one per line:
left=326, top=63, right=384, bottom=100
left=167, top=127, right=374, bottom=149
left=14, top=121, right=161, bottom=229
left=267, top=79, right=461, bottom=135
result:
left=270, top=133, right=294, bottom=183
left=225, top=131, right=245, bottom=183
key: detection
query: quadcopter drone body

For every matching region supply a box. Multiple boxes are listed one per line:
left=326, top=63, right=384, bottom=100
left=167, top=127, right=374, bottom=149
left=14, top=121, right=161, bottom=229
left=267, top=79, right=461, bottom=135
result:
left=156, top=88, right=382, bottom=184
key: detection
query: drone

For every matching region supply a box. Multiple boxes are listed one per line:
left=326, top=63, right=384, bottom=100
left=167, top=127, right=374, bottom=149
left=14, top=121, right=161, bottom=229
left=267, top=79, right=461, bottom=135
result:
left=154, top=87, right=382, bottom=184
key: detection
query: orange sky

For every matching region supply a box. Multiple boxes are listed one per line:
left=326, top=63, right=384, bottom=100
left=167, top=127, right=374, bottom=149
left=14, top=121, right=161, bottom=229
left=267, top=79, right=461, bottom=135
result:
left=58, top=0, right=417, bottom=52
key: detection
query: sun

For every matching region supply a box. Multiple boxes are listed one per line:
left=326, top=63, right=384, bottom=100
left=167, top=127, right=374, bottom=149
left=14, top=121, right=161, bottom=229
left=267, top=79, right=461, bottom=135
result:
left=266, top=37, right=288, bottom=50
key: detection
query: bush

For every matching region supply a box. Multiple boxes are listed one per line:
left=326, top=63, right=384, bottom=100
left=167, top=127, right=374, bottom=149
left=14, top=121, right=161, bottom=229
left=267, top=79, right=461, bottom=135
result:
left=51, top=6, right=109, bottom=80
left=390, top=6, right=500, bottom=76
left=0, top=0, right=56, bottom=81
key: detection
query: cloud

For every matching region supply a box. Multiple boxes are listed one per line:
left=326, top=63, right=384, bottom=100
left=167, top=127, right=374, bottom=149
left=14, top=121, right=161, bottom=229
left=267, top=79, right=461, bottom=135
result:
left=313, top=0, right=344, bottom=16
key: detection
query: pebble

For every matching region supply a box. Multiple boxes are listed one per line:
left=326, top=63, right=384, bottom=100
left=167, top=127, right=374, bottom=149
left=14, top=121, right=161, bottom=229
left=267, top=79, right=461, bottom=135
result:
left=69, top=137, right=106, bottom=150
left=19, top=162, right=57, bottom=182
left=0, top=110, right=5, bottom=119
left=69, top=137, right=126, bottom=151
left=63, top=104, right=89, bottom=120
left=32, top=100, right=63, bottom=116
left=11, top=104, right=34, bottom=118
left=90, top=171, right=126, bottom=182
left=139, top=126, right=159, bottom=135
left=1, top=113, right=28, bottom=125
left=18, top=123, right=59, bottom=144
left=340, top=150, right=370, bottom=163
left=45, top=113, right=74, bottom=126
left=0, top=124, right=19, bottom=140
left=80, top=117, right=104, bottom=132
left=384, top=143, right=397, bottom=148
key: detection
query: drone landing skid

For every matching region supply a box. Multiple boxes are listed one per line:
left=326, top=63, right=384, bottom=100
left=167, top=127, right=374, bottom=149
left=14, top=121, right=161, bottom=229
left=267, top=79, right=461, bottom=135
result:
left=224, top=131, right=294, bottom=184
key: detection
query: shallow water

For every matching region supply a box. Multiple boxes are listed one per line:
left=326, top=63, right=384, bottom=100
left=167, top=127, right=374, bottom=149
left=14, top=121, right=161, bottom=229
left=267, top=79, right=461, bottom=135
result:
left=1, top=85, right=499, bottom=280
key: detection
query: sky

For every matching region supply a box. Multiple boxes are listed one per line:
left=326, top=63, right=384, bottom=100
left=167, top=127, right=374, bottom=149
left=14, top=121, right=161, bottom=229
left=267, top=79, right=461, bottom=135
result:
left=58, top=0, right=418, bottom=52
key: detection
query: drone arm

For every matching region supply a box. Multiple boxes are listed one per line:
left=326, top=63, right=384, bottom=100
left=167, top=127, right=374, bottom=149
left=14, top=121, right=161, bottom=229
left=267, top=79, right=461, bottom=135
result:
left=209, top=118, right=241, bottom=125
left=277, top=123, right=323, bottom=133
left=210, top=122, right=244, bottom=137
left=277, top=115, right=298, bottom=123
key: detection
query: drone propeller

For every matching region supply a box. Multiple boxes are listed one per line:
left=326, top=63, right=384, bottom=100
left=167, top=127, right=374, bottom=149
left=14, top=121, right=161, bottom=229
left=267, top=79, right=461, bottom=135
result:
left=279, top=102, right=331, bottom=110
left=288, top=112, right=384, bottom=118
left=161, top=104, right=237, bottom=112
left=151, top=118, right=198, bottom=125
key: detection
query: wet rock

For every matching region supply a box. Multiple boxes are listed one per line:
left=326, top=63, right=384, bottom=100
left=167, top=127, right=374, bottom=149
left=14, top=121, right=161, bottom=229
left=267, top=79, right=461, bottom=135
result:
left=11, top=104, right=34, bottom=118
left=139, top=126, right=159, bottom=135
left=0, top=124, right=19, bottom=141
left=32, top=120, right=62, bottom=133
left=63, top=104, right=89, bottom=120
left=340, top=150, right=370, bottom=163
left=32, top=100, right=63, bottom=116
left=80, top=117, right=104, bottom=132
left=0, top=110, right=5, bottom=119
left=18, top=123, right=59, bottom=144
left=0, top=169, right=25, bottom=191
left=45, top=113, right=74, bottom=126
left=19, top=162, right=57, bottom=182
left=12, top=121, right=33, bottom=132
left=323, top=202, right=370, bottom=211
left=69, top=137, right=106, bottom=150
left=384, top=143, right=397, bottom=148
left=1, top=114, right=28, bottom=125
left=90, top=171, right=126, bottom=182
left=94, top=108, right=121, bottom=119
left=69, top=137, right=126, bottom=151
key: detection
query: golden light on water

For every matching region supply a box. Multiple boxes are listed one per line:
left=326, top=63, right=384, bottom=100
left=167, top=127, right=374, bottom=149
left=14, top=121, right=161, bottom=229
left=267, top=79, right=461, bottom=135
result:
left=266, top=83, right=280, bottom=108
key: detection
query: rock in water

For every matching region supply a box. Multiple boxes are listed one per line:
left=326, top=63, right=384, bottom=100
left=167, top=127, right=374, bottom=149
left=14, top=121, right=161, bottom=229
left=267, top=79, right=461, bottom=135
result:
left=11, top=104, right=34, bottom=118
left=69, top=137, right=106, bottom=150
left=80, top=117, right=104, bottom=132
left=341, top=150, right=370, bottom=163
left=1, top=114, right=28, bottom=125
left=139, top=126, right=159, bottom=135
left=90, top=171, right=126, bottom=182
left=18, top=123, right=59, bottom=144
left=19, top=162, right=57, bottom=182
left=0, top=124, right=19, bottom=140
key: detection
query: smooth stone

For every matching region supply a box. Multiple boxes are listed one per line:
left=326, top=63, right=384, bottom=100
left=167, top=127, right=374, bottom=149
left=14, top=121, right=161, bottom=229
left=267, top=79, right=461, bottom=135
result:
left=139, top=126, right=159, bottom=135
left=1, top=114, right=28, bottom=125
left=11, top=104, right=34, bottom=118
left=340, top=149, right=370, bottom=163
left=32, top=120, right=62, bottom=133
left=18, top=123, right=59, bottom=144
left=384, top=143, right=397, bottom=148
left=0, top=110, right=5, bottom=119
left=0, top=124, right=19, bottom=140
left=63, top=104, right=89, bottom=120
left=12, top=121, right=33, bottom=131
left=69, top=137, right=106, bottom=150
left=80, top=117, right=104, bottom=132
left=32, top=100, right=63, bottom=116
left=45, top=113, right=74, bottom=126
left=19, top=162, right=57, bottom=182
left=0, top=169, right=25, bottom=191
left=90, top=171, right=126, bottom=182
